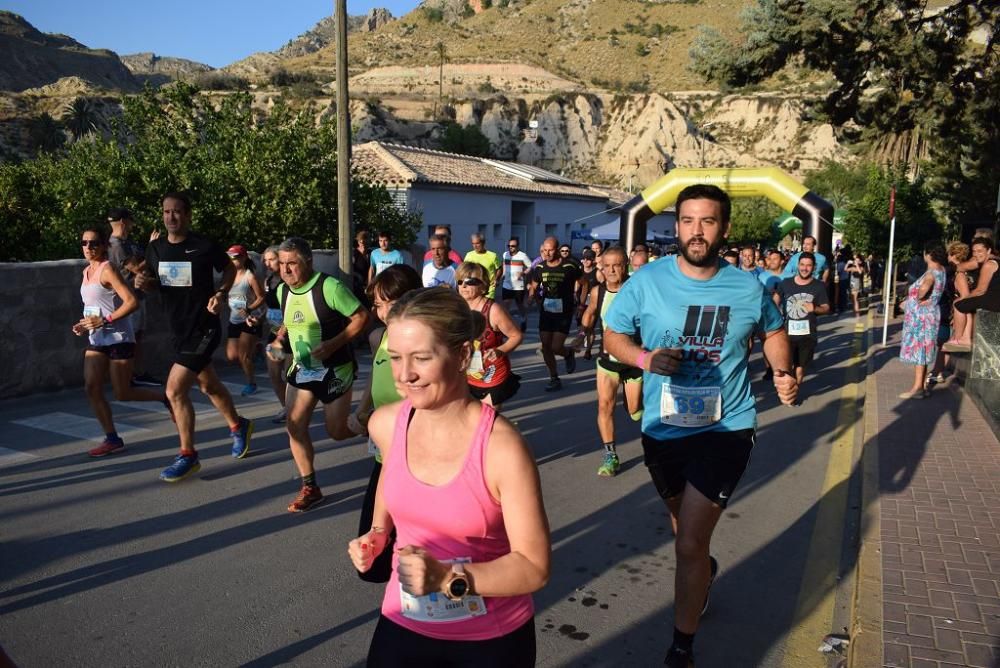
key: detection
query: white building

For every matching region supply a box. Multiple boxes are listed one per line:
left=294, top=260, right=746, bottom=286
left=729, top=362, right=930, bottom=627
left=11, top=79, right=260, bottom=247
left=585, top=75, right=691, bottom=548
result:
left=353, top=141, right=663, bottom=257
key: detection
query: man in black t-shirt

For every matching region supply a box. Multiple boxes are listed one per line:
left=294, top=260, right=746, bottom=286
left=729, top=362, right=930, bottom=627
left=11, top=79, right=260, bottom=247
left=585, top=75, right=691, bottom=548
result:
left=528, top=236, right=586, bottom=391
left=774, top=252, right=830, bottom=397
left=137, top=192, right=254, bottom=483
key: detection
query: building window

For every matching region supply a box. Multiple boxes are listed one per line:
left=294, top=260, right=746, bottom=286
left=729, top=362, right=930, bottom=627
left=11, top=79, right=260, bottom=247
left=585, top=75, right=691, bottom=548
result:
left=493, top=223, right=503, bottom=241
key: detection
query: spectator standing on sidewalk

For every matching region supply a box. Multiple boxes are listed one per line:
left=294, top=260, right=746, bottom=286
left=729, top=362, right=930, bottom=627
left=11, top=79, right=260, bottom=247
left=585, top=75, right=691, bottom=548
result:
left=898, top=242, right=947, bottom=399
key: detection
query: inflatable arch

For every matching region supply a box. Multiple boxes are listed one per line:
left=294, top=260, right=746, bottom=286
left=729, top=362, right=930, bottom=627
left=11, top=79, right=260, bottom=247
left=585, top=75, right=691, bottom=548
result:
left=619, top=167, right=834, bottom=259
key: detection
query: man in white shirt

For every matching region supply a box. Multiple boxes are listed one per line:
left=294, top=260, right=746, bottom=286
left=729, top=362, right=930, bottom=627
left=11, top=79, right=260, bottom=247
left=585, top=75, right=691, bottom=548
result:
left=422, top=234, right=457, bottom=288
left=502, top=236, right=532, bottom=332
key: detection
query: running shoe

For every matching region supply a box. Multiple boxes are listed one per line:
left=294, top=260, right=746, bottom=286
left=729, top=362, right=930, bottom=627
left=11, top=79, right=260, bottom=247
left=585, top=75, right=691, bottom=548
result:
left=131, top=373, right=163, bottom=387
left=88, top=437, right=125, bottom=458
left=287, top=485, right=324, bottom=513
left=664, top=645, right=695, bottom=667
left=271, top=407, right=288, bottom=424
left=160, top=453, right=201, bottom=482
left=231, top=417, right=253, bottom=459
left=702, top=556, right=719, bottom=615
left=565, top=350, right=577, bottom=374
left=544, top=377, right=562, bottom=392
left=240, top=383, right=258, bottom=396
left=597, top=452, right=620, bottom=477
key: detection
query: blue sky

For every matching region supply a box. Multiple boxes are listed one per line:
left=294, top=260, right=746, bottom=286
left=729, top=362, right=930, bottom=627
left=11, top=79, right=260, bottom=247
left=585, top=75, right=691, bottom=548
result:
left=2, top=0, right=421, bottom=68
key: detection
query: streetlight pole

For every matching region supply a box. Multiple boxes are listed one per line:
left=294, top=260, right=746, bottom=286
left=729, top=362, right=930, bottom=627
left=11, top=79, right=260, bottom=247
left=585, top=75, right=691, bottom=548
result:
left=335, top=0, right=352, bottom=278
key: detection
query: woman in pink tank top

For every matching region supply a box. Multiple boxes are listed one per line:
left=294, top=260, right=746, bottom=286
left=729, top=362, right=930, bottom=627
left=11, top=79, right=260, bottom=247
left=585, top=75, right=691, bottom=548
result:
left=348, top=288, right=550, bottom=667
left=73, top=227, right=169, bottom=458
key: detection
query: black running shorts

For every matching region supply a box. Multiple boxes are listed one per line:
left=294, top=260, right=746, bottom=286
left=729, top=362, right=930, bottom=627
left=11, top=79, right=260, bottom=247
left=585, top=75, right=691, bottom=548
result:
left=173, top=327, right=221, bottom=374
left=538, top=312, right=572, bottom=334
left=642, top=428, right=756, bottom=509
left=789, top=335, right=817, bottom=369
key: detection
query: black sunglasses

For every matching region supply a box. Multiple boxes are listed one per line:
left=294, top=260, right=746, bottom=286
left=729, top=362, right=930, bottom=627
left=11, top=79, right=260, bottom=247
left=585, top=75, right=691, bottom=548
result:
left=508, top=245, right=518, bottom=248
left=81, top=240, right=103, bottom=248
left=459, top=278, right=485, bottom=287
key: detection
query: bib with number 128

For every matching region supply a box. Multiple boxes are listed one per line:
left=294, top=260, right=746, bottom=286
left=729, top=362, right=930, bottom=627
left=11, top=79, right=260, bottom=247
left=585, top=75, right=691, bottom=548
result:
left=660, top=383, right=722, bottom=428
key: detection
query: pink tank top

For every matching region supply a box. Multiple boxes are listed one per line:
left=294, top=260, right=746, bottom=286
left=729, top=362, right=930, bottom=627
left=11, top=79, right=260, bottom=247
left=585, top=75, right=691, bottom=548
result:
left=380, top=399, right=534, bottom=640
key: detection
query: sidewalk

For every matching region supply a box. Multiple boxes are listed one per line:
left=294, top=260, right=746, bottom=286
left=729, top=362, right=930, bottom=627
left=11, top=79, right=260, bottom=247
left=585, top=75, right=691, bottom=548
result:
left=854, top=320, right=1000, bottom=667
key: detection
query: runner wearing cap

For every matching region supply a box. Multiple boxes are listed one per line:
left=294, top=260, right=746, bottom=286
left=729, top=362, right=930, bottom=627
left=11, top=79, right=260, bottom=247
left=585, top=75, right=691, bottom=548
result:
left=225, top=245, right=265, bottom=396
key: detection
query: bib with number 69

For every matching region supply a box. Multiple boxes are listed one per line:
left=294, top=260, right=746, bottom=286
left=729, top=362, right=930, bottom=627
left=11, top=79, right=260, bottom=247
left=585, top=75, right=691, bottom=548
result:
left=660, top=384, right=722, bottom=428
left=788, top=319, right=811, bottom=336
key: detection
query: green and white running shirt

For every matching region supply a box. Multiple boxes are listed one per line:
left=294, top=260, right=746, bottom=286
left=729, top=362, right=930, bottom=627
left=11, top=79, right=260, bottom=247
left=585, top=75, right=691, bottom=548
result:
left=278, top=272, right=361, bottom=372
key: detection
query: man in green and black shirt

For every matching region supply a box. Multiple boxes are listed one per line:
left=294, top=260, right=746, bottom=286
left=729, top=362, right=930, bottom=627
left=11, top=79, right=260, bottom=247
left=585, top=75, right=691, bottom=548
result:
left=273, top=237, right=369, bottom=513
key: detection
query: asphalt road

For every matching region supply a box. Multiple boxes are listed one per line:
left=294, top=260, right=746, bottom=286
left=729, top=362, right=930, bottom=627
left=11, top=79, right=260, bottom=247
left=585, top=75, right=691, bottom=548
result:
left=0, top=311, right=869, bottom=667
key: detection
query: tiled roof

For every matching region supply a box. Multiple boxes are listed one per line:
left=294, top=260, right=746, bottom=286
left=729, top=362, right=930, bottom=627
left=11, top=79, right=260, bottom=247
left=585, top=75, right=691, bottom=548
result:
left=353, top=141, right=609, bottom=200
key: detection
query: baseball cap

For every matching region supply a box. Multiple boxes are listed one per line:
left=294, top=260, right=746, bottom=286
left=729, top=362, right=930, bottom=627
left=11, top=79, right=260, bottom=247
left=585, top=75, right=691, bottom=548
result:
left=582, top=249, right=596, bottom=260
left=227, top=244, right=247, bottom=257
left=107, top=207, right=133, bottom=222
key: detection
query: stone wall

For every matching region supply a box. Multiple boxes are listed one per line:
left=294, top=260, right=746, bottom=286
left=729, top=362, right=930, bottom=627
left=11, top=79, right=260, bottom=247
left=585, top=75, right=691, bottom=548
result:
left=0, top=249, right=404, bottom=400
left=968, top=309, right=1000, bottom=439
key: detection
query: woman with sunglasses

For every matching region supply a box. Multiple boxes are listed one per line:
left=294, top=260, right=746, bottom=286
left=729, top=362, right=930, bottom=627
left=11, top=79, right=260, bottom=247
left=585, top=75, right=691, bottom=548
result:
left=224, top=245, right=265, bottom=396
left=73, top=227, right=169, bottom=457
left=348, top=288, right=550, bottom=667
left=456, top=262, right=524, bottom=411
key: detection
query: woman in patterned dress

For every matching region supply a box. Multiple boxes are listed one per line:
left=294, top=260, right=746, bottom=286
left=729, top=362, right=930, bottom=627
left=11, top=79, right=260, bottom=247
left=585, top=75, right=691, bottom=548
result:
left=898, top=242, right=947, bottom=399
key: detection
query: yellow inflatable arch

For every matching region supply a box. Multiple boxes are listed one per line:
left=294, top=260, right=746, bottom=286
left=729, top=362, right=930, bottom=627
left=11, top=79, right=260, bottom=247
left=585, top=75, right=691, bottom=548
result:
left=619, top=167, right=834, bottom=259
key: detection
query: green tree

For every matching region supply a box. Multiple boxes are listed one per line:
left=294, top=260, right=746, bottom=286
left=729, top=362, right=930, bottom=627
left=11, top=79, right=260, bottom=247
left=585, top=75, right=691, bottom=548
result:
left=729, top=198, right=783, bottom=246
left=841, top=164, right=943, bottom=262
left=62, top=98, right=100, bottom=141
left=26, top=113, right=65, bottom=154
left=438, top=122, right=493, bottom=158
left=0, top=83, right=421, bottom=261
left=689, top=1, right=999, bottom=226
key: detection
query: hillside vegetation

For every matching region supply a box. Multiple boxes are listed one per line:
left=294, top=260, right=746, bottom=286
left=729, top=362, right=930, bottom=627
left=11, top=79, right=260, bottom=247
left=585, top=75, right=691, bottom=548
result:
left=285, top=0, right=758, bottom=92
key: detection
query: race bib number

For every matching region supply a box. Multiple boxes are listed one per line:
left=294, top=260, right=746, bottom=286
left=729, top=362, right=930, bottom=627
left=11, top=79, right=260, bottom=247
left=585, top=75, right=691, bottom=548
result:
left=267, top=308, right=283, bottom=325
left=468, top=349, right=484, bottom=375
left=788, top=319, right=811, bottom=336
left=660, top=384, right=722, bottom=428
left=295, top=365, right=327, bottom=384
left=543, top=297, right=563, bottom=314
left=83, top=306, right=101, bottom=318
left=229, top=298, right=247, bottom=323
left=399, top=558, right=487, bottom=623
left=158, top=261, right=192, bottom=287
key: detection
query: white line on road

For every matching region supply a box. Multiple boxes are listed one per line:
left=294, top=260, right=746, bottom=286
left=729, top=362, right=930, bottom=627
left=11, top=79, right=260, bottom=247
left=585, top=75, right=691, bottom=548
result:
left=0, top=446, right=38, bottom=468
left=12, top=412, right=150, bottom=443
left=112, top=401, right=216, bottom=419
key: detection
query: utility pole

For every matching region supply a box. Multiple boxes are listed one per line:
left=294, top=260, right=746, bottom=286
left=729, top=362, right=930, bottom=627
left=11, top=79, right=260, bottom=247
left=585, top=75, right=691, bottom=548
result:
left=335, top=0, right=352, bottom=277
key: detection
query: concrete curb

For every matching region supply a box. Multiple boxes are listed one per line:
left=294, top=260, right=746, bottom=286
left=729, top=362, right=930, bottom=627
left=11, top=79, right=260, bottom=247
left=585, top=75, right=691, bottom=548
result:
left=850, top=310, right=884, bottom=667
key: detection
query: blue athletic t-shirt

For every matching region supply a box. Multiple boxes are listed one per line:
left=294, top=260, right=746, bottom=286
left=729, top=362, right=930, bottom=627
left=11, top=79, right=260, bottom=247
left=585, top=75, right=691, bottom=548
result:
left=781, top=251, right=828, bottom=280
left=370, top=248, right=404, bottom=276
left=604, top=256, right=784, bottom=440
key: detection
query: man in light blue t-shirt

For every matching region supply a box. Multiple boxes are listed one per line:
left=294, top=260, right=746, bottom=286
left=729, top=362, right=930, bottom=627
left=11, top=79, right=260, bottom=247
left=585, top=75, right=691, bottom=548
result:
left=367, top=232, right=405, bottom=287
left=781, top=234, right=829, bottom=282
left=604, top=184, right=797, bottom=668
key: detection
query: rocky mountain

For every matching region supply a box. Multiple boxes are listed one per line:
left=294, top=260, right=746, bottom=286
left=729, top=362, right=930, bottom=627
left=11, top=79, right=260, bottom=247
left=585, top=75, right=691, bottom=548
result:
left=0, top=11, right=140, bottom=92
left=120, top=52, right=214, bottom=87
left=226, top=8, right=395, bottom=79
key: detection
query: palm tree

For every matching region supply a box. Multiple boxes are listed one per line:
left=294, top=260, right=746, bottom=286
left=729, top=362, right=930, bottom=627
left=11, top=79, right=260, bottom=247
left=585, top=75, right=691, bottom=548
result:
left=27, top=113, right=66, bottom=153
left=62, top=97, right=100, bottom=141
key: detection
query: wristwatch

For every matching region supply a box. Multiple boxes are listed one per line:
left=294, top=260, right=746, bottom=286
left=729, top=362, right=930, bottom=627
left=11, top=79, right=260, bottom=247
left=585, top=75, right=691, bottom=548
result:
left=443, top=563, right=470, bottom=601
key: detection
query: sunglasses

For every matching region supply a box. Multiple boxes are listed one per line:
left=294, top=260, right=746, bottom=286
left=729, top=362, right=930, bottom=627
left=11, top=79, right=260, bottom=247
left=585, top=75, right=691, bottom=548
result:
left=508, top=245, right=518, bottom=249
left=459, top=278, right=485, bottom=287
left=560, top=249, right=570, bottom=253
left=81, top=240, right=103, bottom=248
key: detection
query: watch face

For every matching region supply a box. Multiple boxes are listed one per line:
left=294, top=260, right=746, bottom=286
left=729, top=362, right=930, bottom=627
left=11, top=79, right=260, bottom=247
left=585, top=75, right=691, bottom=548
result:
left=449, top=577, right=468, bottom=598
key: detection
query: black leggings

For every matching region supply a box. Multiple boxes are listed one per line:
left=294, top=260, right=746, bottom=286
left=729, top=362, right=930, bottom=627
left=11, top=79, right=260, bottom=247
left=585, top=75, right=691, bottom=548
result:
left=356, top=461, right=396, bottom=583
left=366, top=615, right=536, bottom=667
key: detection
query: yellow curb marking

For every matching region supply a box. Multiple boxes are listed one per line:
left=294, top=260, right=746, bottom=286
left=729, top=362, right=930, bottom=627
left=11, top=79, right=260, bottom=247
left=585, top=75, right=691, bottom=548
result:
left=781, top=320, right=866, bottom=667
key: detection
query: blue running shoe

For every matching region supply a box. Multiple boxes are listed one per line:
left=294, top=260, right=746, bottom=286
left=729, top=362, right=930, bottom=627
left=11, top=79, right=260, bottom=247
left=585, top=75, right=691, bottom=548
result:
left=240, top=383, right=258, bottom=396
left=160, top=453, right=200, bottom=482
left=231, top=417, right=253, bottom=459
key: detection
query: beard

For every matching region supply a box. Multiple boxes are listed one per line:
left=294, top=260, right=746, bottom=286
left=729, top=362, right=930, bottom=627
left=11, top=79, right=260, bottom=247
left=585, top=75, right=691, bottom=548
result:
left=680, top=236, right=726, bottom=267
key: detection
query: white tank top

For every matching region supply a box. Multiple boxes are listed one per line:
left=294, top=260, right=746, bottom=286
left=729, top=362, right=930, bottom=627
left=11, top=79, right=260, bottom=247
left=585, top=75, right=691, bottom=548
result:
left=80, top=261, right=134, bottom=346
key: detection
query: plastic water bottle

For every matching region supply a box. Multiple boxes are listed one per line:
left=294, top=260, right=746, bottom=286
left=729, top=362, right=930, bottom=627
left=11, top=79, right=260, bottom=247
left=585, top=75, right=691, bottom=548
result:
left=266, top=343, right=286, bottom=361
